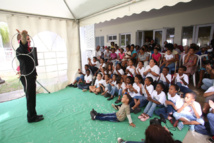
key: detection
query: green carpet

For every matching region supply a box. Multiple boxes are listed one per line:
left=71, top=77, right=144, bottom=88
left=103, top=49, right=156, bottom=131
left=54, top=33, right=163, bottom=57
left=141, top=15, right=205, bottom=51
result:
left=0, top=87, right=188, bottom=143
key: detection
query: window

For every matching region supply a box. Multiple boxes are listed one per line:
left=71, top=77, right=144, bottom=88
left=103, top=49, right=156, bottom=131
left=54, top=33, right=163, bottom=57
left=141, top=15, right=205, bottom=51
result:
left=120, top=33, right=131, bottom=47
left=107, top=35, right=117, bottom=42
left=196, top=25, right=212, bottom=46
left=182, top=26, right=193, bottom=46
left=166, top=28, right=175, bottom=44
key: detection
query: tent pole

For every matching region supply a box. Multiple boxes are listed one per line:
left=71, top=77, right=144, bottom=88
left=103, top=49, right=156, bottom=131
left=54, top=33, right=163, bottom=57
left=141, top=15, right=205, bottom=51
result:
left=63, top=0, right=78, bottom=23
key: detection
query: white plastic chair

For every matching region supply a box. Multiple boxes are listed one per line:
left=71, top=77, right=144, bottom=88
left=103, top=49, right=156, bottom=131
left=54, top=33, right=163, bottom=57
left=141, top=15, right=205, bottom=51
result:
left=199, top=54, right=208, bottom=69
left=182, top=54, right=200, bottom=87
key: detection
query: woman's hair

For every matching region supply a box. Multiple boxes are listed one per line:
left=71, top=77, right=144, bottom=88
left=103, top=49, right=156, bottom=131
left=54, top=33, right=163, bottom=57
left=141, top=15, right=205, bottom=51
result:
left=150, top=59, right=158, bottom=65
left=145, top=125, right=175, bottom=143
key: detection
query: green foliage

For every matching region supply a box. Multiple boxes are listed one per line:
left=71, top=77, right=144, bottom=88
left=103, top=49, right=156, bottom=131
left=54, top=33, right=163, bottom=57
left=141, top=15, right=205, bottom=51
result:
left=0, top=23, right=9, bottom=44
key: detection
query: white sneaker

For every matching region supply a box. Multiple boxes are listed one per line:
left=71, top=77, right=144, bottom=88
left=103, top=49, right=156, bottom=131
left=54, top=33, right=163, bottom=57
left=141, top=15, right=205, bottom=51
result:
left=117, top=137, right=125, bottom=143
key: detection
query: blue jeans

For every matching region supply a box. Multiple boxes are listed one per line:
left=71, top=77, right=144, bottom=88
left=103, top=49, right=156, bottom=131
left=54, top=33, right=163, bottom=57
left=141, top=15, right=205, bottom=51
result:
left=161, top=62, right=175, bottom=74
left=118, top=89, right=123, bottom=97
left=155, top=105, right=175, bottom=119
left=195, top=113, right=214, bottom=136
left=139, top=96, right=148, bottom=107
left=173, top=112, right=204, bottom=125
left=75, top=74, right=84, bottom=82
left=95, top=112, right=119, bottom=122
left=110, top=86, right=119, bottom=97
left=77, top=83, right=90, bottom=90
left=176, top=82, right=192, bottom=97
left=201, top=78, right=214, bottom=90
left=144, top=100, right=163, bottom=117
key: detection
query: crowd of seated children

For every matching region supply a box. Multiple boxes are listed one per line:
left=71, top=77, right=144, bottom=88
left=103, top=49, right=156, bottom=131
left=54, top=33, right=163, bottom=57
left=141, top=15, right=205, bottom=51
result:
left=67, top=39, right=214, bottom=142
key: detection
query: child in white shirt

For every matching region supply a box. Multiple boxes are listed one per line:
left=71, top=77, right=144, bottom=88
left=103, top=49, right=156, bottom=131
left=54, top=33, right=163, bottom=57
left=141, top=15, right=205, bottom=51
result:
left=140, top=77, right=154, bottom=107
left=160, top=49, right=174, bottom=68
left=106, top=74, right=118, bottom=100
left=173, top=92, right=204, bottom=131
left=135, top=61, right=145, bottom=80
left=138, top=83, right=166, bottom=121
left=89, top=73, right=104, bottom=95
left=158, top=67, right=171, bottom=92
left=77, top=69, right=92, bottom=92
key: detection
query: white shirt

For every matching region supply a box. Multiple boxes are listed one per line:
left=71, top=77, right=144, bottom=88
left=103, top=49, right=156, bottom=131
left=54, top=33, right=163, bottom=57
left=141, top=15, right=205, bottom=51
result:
left=84, top=74, right=92, bottom=84
left=176, top=99, right=202, bottom=116
left=165, top=54, right=174, bottom=60
left=174, top=73, right=189, bottom=87
left=99, top=63, right=106, bottom=69
left=142, top=84, right=154, bottom=98
left=114, top=69, right=124, bottom=75
left=128, top=83, right=142, bottom=98
left=115, top=50, right=120, bottom=55
left=95, top=51, right=102, bottom=57
left=104, top=51, right=111, bottom=60
left=91, top=61, right=100, bottom=68
left=164, top=93, right=181, bottom=107
left=136, top=67, right=145, bottom=78
left=117, top=82, right=126, bottom=90
left=126, top=66, right=135, bottom=77
left=94, top=79, right=104, bottom=88
left=152, top=91, right=166, bottom=105
left=158, top=73, right=171, bottom=83
left=144, top=65, right=160, bottom=81
left=111, top=80, right=117, bottom=86
left=205, top=86, right=214, bottom=93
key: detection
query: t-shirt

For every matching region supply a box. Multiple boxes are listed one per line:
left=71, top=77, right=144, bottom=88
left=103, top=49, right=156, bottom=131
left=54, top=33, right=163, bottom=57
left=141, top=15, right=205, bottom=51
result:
left=152, top=91, right=166, bottom=105
left=111, top=80, right=117, bottom=86
left=95, top=51, right=102, bottom=57
left=164, top=93, right=181, bottom=107
left=138, top=52, right=149, bottom=61
left=165, top=54, right=174, bottom=60
left=99, top=63, right=106, bottom=69
left=152, top=53, right=161, bottom=62
left=91, top=61, right=100, bottom=68
left=114, top=69, right=124, bottom=75
left=131, top=50, right=137, bottom=59
left=128, top=83, right=142, bottom=98
left=104, top=51, right=111, bottom=60
left=110, top=53, right=117, bottom=60
left=126, top=66, right=135, bottom=77
left=172, top=50, right=178, bottom=55
left=176, top=99, right=202, bottom=117
left=84, top=74, right=92, bottom=84
left=115, top=50, right=120, bottom=55
left=116, top=104, right=132, bottom=123
left=158, top=73, right=171, bottom=83
left=144, top=65, right=160, bottom=81
left=117, top=82, right=126, bottom=90
left=175, top=73, right=189, bottom=87
left=142, top=84, right=154, bottom=98
left=125, top=51, right=131, bottom=58
left=119, top=53, right=125, bottom=60
left=136, top=67, right=145, bottom=78
left=94, top=79, right=104, bottom=88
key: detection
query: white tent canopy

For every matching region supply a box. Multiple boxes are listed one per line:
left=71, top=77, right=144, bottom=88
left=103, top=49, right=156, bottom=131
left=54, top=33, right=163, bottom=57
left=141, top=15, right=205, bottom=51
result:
left=0, top=0, right=192, bottom=93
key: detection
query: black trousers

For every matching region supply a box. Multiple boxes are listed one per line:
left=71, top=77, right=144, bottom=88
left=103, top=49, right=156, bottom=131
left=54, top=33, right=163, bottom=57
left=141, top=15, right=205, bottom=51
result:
left=20, top=76, right=37, bottom=120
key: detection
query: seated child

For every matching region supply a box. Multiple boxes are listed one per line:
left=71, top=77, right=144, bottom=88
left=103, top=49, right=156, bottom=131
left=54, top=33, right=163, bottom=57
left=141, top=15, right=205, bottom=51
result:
left=77, top=69, right=92, bottom=92
left=157, top=67, right=171, bottom=93
left=203, top=86, right=214, bottom=114
left=138, top=83, right=166, bottom=121
left=88, top=57, right=100, bottom=75
left=89, top=73, right=104, bottom=94
left=113, top=63, right=124, bottom=76
left=114, top=76, right=133, bottom=105
left=105, top=74, right=117, bottom=99
left=173, top=92, right=204, bottom=131
left=152, top=48, right=161, bottom=65
left=90, top=93, right=136, bottom=127
left=135, top=61, right=145, bottom=80
left=100, top=74, right=111, bottom=96
left=124, top=59, right=135, bottom=78
left=155, top=84, right=181, bottom=123
left=160, top=48, right=175, bottom=74
left=140, top=77, right=154, bottom=107
left=172, top=66, right=192, bottom=97
left=126, top=75, right=143, bottom=114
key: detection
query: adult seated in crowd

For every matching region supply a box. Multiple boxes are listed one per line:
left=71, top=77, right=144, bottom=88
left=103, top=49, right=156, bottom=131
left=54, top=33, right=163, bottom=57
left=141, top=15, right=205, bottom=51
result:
left=144, top=59, right=160, bottom=83
left=129, top=44, right=137, bottom=64
left=95, top=46, right=101, bottom=61
left=137, top=47, right=149, bottom=67
left=201, top=62, right=214, bottom=90
left=196, top=44, right=208, bottom=55
left=104, top=47, right=111, bottom=62
left=202, top=86, right=214, bottom=115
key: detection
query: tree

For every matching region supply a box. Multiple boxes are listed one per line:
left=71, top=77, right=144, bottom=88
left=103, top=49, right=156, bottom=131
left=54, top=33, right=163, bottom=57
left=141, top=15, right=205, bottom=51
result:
left=0, top=22, right=9, bottom=45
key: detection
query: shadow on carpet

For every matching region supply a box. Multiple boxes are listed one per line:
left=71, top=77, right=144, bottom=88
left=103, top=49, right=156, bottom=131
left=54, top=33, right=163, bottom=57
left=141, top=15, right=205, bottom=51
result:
left=0, top=87, right=188, bottom=143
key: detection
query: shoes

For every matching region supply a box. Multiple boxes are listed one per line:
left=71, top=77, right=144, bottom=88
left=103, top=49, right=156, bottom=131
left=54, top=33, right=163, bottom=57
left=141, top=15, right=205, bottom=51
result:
left=117, top=137, right=125, bottom=143
left=115, top=99, right=121, bottom=104
left=140, top=116, right=150, bottom=122
left=82, top=89, right=87, bottom=92
left=177, top=122, right=184, bottom=131
left=37, top=114, right=43, bottom=118
left=104, top=93, right=111, bottom=98
left=107, top=97, right=114, bottom=101
left=130, top=108, right=134, bottom=113
left=90, top=111, right=96, bottom=120
left=173, top=120, right=179, bottom=127
left=28, top=116, right=44, bottom=123
left=133, top=108, right=141, bottom=114
left=92, top=109, right=97, bottom=115
left=112, top=104, right=119, bottom=110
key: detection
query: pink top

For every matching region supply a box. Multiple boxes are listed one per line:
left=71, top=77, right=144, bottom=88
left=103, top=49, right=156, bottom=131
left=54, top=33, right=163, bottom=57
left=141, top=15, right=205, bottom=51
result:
left=119, top=53, right=125, bottom=60
left=152, top=53, right=161, bottom=62
left=110, top=53, right=117, bottom=60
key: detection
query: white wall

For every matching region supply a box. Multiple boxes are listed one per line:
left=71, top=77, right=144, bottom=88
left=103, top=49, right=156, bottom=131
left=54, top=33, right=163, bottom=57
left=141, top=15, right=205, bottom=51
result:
left=95, top=6, right=214, bottom=46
